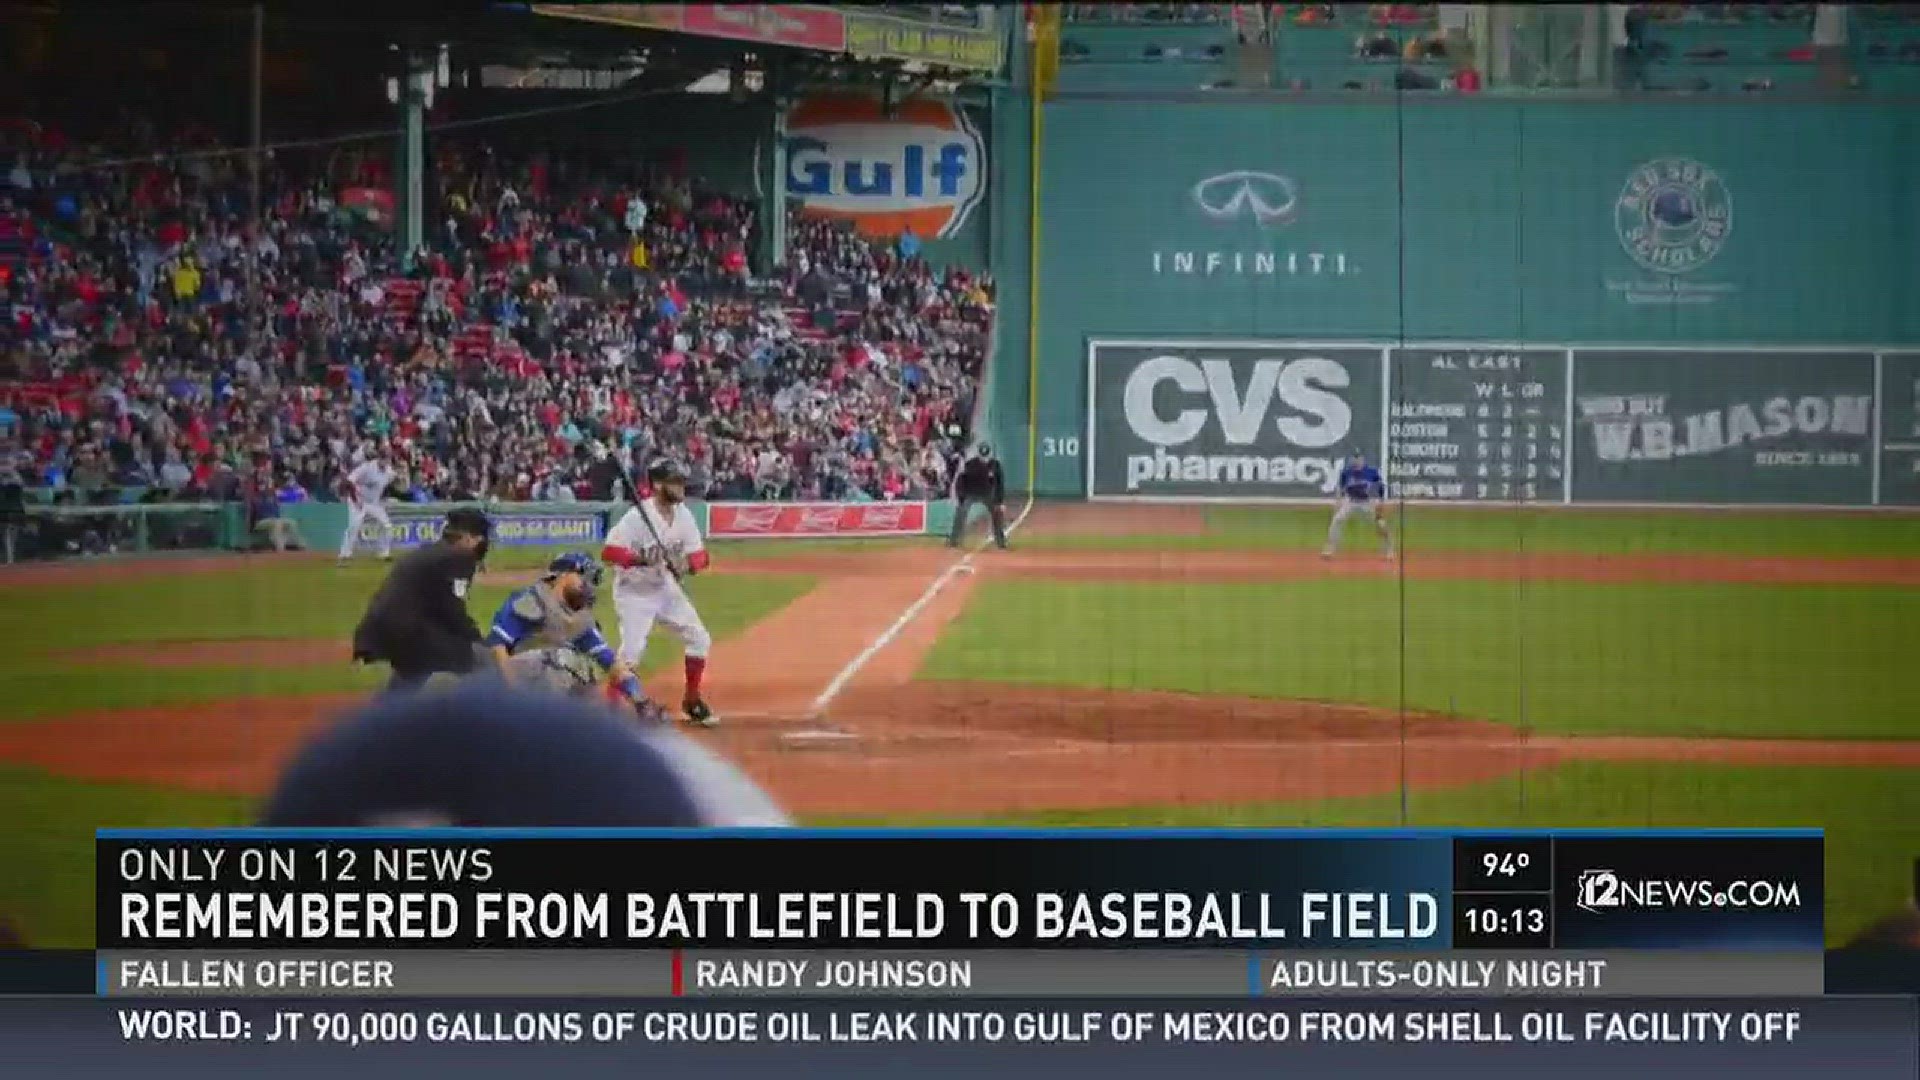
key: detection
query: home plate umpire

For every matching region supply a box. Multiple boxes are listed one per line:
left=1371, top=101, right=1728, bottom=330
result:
left=261, top=681, right=790, bottom=827
left=351, top=508, right=494, bottom=691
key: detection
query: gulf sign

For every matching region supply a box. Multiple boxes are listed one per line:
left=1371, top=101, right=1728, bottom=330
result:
left=784, top=95, right=987, bottom=240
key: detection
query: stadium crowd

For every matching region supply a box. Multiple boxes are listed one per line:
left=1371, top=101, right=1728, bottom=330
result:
left=0, top=112, right=994, bottom=545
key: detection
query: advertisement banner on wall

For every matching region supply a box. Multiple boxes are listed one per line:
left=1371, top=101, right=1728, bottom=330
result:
left=1569, top=350, right=1876, bottom=505
left=1086, top=341, right=1384, bottom=500
left=681, top=4, right=848, bottom=51
left=358, top=510, right=608, bottom=550
left=783, top=94, right=987, bottom=241
left=1877, top=352, right=1920, bottom=507
left=843, top=10, right=1002, bottom=70
left=707, top=502, right=929, bottom=538
left=532, top=4, right=849, bottom=53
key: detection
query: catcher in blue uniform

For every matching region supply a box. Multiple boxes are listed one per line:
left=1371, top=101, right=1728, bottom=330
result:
left=486, top=552, right=672, bottom=724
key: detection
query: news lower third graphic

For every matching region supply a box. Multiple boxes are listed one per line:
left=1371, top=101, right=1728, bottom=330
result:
left=87, top=829, right=1825, bottom=1001
left=3, top=829, right=1906, bottom=1075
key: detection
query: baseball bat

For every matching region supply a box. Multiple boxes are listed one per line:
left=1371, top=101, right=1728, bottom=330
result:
left=613, top=461, right=683, bottom=583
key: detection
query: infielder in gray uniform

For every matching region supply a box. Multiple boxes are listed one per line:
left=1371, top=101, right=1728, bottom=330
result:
left=484, top=552, right=671, bottom=724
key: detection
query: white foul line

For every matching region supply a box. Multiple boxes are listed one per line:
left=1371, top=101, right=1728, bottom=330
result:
left=805, top=503, right=1033, bottom=720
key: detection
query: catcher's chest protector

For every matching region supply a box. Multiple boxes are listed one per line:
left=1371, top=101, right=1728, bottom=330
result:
left=506, top=648, right=602, bottom=695
left=510, top=581, right=601, bottom=654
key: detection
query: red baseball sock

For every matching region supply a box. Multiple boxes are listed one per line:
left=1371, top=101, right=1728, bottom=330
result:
left=683, top=656, right=707, bottom=700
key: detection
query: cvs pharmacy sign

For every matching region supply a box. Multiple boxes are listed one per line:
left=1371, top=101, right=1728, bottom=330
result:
left=1086, top=341, right=1384, bottom=500
left=782, top=94, right=986, bottom=240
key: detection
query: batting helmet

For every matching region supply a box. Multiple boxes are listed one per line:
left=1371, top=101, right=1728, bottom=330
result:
left=259, top=681, right=790, bottom=827
left=647, top=460, right=687, bottom=485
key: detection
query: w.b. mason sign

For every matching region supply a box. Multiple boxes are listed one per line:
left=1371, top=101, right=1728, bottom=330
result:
left=1086, top=342, right=1383, bottom=499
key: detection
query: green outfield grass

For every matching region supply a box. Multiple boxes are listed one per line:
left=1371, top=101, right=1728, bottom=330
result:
left=0, top=556, right=817, bottom=720
left=920, top=577, right=1919, bottom=738
left=0, top=765, right=252, bottom=947
left=824, top=762, right=1919, bottom=948
left=8, top=761, right=1907, bottom=948
left=1023, top=503, right=1920, bottom=557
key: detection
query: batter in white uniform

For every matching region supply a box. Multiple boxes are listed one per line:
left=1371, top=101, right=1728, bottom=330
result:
left=600, top=460, right=717, bottom=726
left=338, top=451, right=396, bottom=562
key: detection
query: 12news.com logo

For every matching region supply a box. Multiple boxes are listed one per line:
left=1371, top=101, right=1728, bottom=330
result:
left=1575, top=869, right=1805, bottom=913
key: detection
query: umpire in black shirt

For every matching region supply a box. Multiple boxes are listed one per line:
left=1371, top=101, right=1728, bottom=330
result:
left=351, top=508, right=495, bottom=690
left=947, top=443, right=1010, bottom=550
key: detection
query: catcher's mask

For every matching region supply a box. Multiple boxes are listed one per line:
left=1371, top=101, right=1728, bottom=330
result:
left=544, top=551, right=603, bottom=608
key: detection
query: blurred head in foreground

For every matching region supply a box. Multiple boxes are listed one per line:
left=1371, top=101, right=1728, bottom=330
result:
left=1844, top=903, right=1920, bottom=951
left=261, top=681, right=789, bottom=827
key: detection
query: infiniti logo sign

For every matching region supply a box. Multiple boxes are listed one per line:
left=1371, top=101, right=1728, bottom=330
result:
left=1154, top=171, right=1354, bottom=281
left=1191, top=171, right=1299, bottom=226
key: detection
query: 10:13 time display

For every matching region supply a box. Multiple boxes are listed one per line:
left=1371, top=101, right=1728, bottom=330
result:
left=1458, top=901, right=1551, bottom=945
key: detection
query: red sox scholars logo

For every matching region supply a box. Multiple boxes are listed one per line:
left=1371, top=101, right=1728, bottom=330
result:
left=1605, top=157, right=1736, bottom=305
left=1614, top=157, right=1731, bottom=275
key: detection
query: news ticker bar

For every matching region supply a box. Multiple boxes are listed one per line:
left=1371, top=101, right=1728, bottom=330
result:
left=98, top=830, right=1825, bottom=952
left=94, top=950, right=1823, bottom=999
left=20, top=998, right=1918, bottom=1077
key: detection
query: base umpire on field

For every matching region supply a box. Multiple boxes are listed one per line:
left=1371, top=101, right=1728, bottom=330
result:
left=351, top=507, right=495, bottom=690
left=947, top=442, right=1009, bottom=550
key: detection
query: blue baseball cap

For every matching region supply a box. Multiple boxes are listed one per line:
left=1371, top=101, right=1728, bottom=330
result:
left=260, top=681, right=790, bottom=827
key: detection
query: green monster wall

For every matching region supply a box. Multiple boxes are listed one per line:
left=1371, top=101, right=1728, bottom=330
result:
left=984, top=96, right=1920, bottom=504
